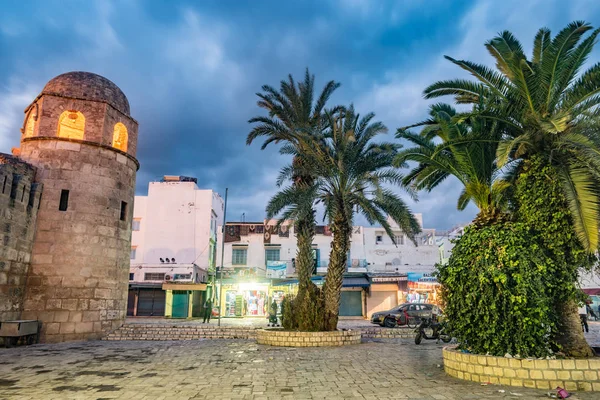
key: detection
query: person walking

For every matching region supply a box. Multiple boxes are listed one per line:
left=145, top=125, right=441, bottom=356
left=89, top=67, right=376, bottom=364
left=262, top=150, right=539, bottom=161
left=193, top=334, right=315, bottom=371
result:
left=203, top=297, right=213, bottom=323
left=578, top=302, right=589, bottom=333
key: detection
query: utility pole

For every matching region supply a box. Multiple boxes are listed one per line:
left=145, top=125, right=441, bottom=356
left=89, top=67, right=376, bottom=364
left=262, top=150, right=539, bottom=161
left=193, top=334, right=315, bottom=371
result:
left=218, top=188, right=228, bottom=327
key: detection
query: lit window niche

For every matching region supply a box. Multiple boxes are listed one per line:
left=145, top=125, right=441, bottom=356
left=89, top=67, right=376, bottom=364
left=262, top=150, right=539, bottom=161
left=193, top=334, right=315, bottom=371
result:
left=112, top=122, right=128, bottom=152
left=24, top=111, right=36, bottom=137
left=57, top=110, right=85, bottom=139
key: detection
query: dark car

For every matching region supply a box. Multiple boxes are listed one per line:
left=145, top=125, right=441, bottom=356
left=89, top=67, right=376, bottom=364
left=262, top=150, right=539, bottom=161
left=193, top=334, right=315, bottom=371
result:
left=370, top=303, right=434, bottom=328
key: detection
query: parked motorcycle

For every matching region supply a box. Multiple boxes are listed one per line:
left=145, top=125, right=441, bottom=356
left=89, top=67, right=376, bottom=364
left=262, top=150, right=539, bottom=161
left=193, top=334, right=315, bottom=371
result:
left=414, top=317, right=452, bottom=344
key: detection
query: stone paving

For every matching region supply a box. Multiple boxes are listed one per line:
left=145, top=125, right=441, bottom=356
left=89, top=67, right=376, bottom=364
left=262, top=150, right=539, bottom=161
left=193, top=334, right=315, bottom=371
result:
left=1, top=336, right=599, bottom=400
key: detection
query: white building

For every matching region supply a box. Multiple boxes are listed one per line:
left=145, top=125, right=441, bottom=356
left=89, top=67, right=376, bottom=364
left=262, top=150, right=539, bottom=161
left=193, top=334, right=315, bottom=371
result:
left=128, top=176, right=224, bottom=318
left=215, top=214, right=442, bottom=319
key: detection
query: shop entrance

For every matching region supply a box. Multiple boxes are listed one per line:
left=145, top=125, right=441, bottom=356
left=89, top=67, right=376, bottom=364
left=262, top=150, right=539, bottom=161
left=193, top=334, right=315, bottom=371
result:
left=135, top=288, right=166, bottom=317
left=339, top=291, right=362, bottom=316
left=172, top=291, right=189, bottom=318
left=224, top=289, right=268, bottom=317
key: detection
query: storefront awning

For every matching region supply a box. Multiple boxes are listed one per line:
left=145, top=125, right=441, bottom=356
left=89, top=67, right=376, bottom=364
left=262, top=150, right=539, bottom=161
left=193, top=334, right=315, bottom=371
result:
left=162, top=283, right=207, bottom=291
left=129, top=283, right=162, bottom=289
left=583, top=288, right=600, bottom=296
left=342, top=277, right=370, bottom=288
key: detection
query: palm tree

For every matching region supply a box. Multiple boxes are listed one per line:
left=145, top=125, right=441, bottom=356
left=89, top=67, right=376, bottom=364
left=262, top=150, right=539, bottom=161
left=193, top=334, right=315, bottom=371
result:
left=395, top=103, right=510, bottom=225
left=247, top=69, right=340, bottom=331
left=276, top=105, right=421, bottom=330
left=423, top=21, right=600, bottom=357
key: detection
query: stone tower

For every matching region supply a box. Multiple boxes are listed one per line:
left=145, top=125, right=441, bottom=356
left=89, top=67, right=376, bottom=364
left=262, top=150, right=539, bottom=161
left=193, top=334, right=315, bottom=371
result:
left=18, top=71, right=139, bottom=342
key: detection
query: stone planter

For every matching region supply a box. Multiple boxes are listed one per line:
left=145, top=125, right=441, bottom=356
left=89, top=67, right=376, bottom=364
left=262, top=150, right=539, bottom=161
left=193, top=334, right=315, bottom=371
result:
left=443, top=346, right=600, bottom=392
left=256, top=329, right=361, bottom=347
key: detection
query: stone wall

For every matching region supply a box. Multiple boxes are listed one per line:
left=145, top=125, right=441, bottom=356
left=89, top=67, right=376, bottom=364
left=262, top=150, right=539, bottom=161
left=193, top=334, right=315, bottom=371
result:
left=0, top=154, right=42, bottom=321
left=19, top=138, right=137, bottom=342
left=443, top=347, right=600, bottom=392
left=105, top=324, right=258, bottom=341
left=104, top=323, right=416, bottom=342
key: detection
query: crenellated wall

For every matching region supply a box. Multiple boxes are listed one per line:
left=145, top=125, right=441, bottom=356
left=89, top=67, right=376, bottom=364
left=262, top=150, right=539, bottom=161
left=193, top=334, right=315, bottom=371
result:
left=0, top=153, right=42, bottom=321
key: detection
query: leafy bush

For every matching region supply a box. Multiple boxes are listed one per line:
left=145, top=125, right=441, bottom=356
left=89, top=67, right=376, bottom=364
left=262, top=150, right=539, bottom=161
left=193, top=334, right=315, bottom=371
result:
left=437, top=222, right=554, bottom=357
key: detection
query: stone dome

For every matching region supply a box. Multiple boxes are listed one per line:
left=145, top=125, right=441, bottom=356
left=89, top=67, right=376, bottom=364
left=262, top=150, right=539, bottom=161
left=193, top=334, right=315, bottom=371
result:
left=41, top=71, right=130, bottom=115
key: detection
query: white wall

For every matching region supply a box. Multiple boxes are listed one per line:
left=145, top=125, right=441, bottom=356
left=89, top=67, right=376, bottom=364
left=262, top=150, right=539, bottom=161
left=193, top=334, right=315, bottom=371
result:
left=216, top=215, right=439, bottom=276
left=130, top=179, right=223, bottom=273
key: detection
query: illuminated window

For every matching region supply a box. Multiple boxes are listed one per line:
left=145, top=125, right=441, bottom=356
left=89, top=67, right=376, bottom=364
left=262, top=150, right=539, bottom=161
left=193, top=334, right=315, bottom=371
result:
left=112, top=122, right=128, bottom=152
left=130, top=247, right=137, bottom=260
left=57, top=111, right=85, bottom=139
left=132, top=218, right=141, bottom=231
left=24, top=111, right=35, bottom=137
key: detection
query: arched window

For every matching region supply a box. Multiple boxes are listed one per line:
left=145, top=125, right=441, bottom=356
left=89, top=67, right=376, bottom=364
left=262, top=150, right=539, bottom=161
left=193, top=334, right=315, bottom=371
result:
left=57, top=111, right=85, bottom=139
left=24, top=111, right=36, bottom=137
left=112, top=122, right=128, bottom=152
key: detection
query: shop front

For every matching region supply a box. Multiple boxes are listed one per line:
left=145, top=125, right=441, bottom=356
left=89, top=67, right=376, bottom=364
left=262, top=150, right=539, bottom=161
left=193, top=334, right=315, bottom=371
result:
left=364, top=275, right=406, bottom=318
left=163, top=283, right=208, bottom=319
left=404, top=272, right=441, bottom=305
left=218, top=279, right=271, bottom=317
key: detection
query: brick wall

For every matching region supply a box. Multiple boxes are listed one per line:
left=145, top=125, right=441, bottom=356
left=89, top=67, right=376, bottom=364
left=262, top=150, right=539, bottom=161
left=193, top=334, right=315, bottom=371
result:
left=0, top=154, right=42, bottom=321
left=443, top=347, right=600, bottom=392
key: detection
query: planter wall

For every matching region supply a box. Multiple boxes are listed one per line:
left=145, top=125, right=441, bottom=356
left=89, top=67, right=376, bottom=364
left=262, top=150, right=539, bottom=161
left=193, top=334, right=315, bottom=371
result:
left=256, top=329, right=361, bottom=347
left=443, top=347, right=600, bottom=392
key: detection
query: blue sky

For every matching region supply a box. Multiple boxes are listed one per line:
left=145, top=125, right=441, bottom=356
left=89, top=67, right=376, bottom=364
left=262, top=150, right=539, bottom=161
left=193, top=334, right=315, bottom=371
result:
left=1, top=0, right=600, bottom=229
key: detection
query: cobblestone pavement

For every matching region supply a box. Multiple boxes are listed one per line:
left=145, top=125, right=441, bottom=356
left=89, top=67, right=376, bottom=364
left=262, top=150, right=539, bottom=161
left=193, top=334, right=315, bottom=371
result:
left=1, top=338, right=599, bottom=400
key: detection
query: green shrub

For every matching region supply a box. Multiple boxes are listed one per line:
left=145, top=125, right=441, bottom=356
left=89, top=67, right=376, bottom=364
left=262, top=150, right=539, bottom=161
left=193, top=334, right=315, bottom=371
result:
left=281, top=296, right=297, bottom=330
left=437, top=221, right=554, bottom=357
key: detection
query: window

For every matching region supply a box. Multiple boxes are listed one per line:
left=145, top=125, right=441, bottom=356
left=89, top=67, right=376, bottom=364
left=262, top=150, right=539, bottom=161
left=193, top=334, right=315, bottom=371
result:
left=2, top=176, right=6, bottom=194
left=25, top=111, right=35, bottom=137
left=132, top=219, right=141, bottom=231
left=144, top=273, right=165, bottom=281
left=375, top=234, right=383, bottom=244
left=130, top=247, right=136, bottom=260
left=112, top=122, right=128, bottom=152
left=129, top=273, right=134, bottom=281
left=57, top=110, right=85, bottom=139
left=120, top=201, right=127, bottom=221
left=232, top=248, right=247, bottom=265
left=59, top=189, right=69, bottom=211
left=394, top=234, right=404, bottom=245
left=265, top=248, right=280, bottom=264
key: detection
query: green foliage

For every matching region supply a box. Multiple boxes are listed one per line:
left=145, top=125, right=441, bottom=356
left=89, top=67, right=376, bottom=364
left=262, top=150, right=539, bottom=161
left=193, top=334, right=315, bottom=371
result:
left=515, top=156, right=596, bottom=309
left=424, top=21, right=600, bottom=251
left=437, top=222, right=554, bottom=357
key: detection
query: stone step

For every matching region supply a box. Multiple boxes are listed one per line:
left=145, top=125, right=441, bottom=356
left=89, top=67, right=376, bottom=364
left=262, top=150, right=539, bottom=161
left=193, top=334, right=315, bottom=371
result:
left=103, top=323, right=416, bottom=341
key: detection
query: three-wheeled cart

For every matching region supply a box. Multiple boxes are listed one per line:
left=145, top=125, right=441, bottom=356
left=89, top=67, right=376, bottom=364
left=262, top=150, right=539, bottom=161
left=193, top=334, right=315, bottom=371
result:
left=0, top=320, right=40, bottom=347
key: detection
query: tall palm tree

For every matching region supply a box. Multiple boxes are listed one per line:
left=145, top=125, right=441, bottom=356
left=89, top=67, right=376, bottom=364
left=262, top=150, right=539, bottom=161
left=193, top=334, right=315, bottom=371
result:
left=423, top=21, right=600, bottom=357
left=395, top=103, right=510, bottom=225
left=424, top=21, right=600, bottom=251
left=275, top=105, right=422, bottom=330
left=247, top=69, right=340, bottom=331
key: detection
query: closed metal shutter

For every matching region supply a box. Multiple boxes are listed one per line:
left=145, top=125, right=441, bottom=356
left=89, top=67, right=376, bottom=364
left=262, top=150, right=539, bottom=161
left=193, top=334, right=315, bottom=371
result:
left=137, top=288, right=166, bottom=316
left=339, top=291, right=362, bottom=316
left=368, top=291, right=397, bottom=318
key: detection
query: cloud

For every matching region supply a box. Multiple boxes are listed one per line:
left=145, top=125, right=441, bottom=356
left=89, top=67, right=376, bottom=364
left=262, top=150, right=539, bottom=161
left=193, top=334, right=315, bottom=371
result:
left=2, top=0, right=600, bottom=231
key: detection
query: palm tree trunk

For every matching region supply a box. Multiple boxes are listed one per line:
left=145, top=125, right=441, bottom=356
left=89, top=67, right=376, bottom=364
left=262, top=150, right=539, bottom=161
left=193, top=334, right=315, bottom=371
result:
left=322, top=209, right=351, bottom=331
left=555, top=300, right=594, bottom=357
left=294, top=210, right=323, bottom=331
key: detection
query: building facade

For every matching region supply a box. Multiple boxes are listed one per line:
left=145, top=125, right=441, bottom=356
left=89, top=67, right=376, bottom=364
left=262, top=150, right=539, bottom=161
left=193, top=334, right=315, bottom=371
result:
left=128, top=176, right=223, bottom=318
left=1, top=71, right=139, bottom=342
left=216, top=214, right=442, bottom=319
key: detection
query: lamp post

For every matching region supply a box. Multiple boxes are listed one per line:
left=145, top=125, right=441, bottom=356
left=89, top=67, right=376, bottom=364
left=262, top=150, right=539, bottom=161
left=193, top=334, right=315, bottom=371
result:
left=217, top=187, right=228, bottom=327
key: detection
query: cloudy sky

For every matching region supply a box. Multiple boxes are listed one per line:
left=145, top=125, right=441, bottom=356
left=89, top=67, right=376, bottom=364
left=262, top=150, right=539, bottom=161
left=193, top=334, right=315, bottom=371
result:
left=1, top=0, right=600, bottom=230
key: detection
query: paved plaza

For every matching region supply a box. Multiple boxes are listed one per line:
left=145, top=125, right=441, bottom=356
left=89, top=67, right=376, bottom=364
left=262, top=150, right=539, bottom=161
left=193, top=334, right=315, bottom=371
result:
left=0, top=323, right=599, bottom=400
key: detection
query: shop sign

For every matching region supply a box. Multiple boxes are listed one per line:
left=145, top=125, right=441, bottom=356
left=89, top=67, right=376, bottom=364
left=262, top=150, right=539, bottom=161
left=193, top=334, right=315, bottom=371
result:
left=407, top=272, right=438, bottom=283
left=371, top=276, right=408, bottom=283
left=266, top=261, right=287, bottom=279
